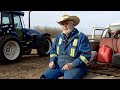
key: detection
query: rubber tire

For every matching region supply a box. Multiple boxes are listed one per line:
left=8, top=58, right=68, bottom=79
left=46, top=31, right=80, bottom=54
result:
left=37, top=36, right=52, bottom=57
left=112, top=53, right=120, bottom=68
left=0, top=35, right=23, bottom=64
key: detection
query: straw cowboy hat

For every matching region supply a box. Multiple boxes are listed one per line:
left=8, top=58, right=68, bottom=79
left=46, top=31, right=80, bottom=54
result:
left=57, top=14, right=80, bottom=26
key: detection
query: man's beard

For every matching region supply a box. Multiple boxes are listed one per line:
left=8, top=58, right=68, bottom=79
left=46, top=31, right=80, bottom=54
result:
left=63, top=28, right=73, bottom=37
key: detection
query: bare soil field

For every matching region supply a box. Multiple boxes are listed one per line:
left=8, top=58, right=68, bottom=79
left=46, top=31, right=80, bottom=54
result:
left=0, top=49, right=120, bottom=79
left=88, top=62, right=120, bottom=77
left=0, top=49, right=49, bottom=79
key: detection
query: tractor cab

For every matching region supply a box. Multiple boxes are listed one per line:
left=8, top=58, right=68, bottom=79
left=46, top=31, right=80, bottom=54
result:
left=0, top=11, right=25, bottom=40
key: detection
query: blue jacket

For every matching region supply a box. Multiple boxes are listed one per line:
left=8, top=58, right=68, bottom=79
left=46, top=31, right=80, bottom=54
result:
left=50, top=28, right=91, bottom=68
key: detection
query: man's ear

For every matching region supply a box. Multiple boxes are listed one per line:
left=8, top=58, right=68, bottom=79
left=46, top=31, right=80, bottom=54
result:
left=73, top=23, right=75, bottom=26
left=72, top=21, right=75, bottom=26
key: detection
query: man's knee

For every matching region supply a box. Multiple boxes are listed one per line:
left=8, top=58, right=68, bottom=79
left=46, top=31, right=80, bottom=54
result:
left=64, top=73, right=86, bottom=79
left=64, top=68, right=88, bottom=79
left=40, top=68, right=62, bottom=79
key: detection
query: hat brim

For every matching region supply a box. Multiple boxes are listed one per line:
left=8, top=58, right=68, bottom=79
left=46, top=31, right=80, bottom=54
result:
left=57, top=16, right=80, bottom=26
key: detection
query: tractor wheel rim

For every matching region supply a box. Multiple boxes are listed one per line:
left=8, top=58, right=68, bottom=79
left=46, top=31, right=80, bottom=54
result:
left=3, top=41, right=20, bottom=60
left=43, top=39, right=51, bottom=54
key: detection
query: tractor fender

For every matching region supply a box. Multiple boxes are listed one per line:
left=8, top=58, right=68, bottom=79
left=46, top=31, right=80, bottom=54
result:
left=0, top=31, right=19, bottom=40
left=9, top=31, right=19, bottom=38
left=41, top=33, right=51, bottom=39
left=0, top=29, right=19, bottom=38
left=37, top=33, right=51, bottom=40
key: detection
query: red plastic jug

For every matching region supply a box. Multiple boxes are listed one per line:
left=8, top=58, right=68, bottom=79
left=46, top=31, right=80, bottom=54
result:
left=97, top=45, right=113, bottom=63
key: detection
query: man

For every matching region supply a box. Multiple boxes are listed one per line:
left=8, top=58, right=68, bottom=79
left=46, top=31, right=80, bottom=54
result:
left=40, top=14, right=91, bottom=79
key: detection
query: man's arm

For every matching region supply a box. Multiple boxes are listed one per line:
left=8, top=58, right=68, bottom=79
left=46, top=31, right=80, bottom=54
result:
left=72, top=33, right=91, bottom=67
left=50, top=36, right=59, bottom=63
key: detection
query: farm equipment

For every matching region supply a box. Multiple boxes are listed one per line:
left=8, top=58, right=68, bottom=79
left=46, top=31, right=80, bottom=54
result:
left=89, top=27, right=105, bottom=52
left=89, top=23, right=120, bottom=67
left=0, top=11, right=52, bottom=64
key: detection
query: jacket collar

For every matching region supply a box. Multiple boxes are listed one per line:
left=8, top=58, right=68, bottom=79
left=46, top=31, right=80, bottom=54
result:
left=61, top=28, right=79, bottom=39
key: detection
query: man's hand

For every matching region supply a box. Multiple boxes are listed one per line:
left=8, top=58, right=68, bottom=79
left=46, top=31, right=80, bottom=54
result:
left=49, top=62, right=55, bottom=68
left=62, top=63, right=73, bottom=70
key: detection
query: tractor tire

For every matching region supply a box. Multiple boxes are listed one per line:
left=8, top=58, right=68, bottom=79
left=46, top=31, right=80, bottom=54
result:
left=37, top=36, right=52, bottom=57
left=112, top=53, right=120, bottom=68
left=0, top=35, right=23, bottom=64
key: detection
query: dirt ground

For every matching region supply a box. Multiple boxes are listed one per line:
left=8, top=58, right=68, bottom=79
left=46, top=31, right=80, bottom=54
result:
left=0, top=49, right=120, bottom=79
left=0, top=49, right=49, bottom=79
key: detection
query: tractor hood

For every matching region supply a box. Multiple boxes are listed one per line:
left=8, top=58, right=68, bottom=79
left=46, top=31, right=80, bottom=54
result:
left=23, top=28, right=44, bottom=36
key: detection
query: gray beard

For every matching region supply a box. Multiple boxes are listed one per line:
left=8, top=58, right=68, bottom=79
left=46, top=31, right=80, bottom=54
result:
left=63, top=29, right=73, bottom=37
left=65, top=33, right=70, bottom=37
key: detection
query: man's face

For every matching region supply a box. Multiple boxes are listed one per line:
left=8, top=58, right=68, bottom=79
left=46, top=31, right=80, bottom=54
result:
left=61, top=20, right=75, bottom=36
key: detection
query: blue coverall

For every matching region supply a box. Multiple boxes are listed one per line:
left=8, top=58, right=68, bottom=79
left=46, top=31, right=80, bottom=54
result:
left=42, top=28, right=91, bottom=79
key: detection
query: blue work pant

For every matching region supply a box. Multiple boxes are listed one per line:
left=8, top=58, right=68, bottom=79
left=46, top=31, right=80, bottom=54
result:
left=42, top=54, right=88, bottom=79
left=42, top=65, right=88, bottom=79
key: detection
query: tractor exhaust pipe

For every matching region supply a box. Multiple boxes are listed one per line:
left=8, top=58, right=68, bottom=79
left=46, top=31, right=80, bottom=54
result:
left=29, top=11, right=31, bottom=29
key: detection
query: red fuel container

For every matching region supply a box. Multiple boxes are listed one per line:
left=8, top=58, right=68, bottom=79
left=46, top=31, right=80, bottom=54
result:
left=97, top=45, right=113, bottom=63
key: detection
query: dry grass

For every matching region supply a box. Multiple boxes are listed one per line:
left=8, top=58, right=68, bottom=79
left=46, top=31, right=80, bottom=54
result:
left=33, top=26, right=62, bottom=38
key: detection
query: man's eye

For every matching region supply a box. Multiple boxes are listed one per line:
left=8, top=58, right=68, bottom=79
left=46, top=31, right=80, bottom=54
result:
left=62, top=23, right=68, bottom=25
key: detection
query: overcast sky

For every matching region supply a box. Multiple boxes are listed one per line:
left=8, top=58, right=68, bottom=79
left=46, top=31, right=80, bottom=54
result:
left=22, top=11, right=120, bottom=35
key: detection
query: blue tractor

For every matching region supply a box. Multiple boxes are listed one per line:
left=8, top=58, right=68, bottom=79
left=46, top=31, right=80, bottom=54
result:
left=0, top=11, right=52, bottom=64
